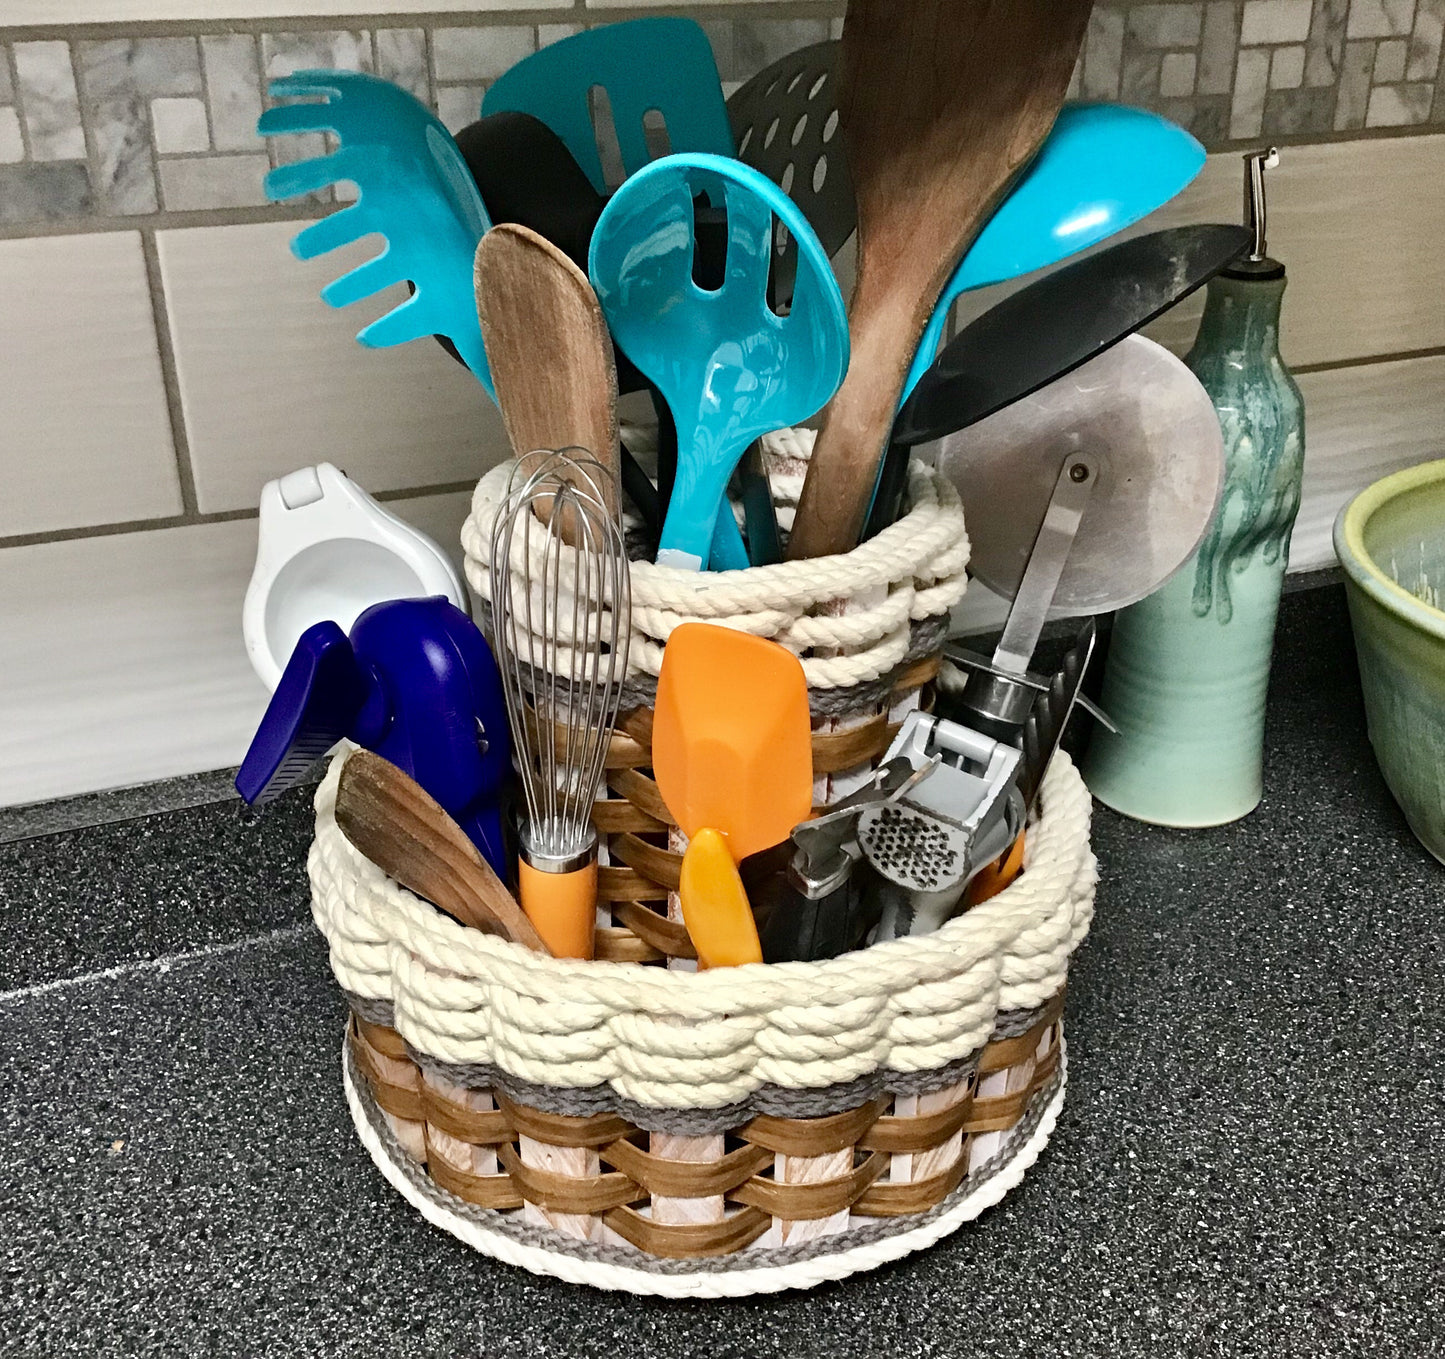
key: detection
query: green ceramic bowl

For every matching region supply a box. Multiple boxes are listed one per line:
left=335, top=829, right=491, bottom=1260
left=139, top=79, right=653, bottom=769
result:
left=1335, top=459, right=1445, bottom=865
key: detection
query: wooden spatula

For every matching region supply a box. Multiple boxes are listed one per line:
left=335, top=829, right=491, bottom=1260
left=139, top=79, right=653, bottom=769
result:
left=335, top=749, right=549, bottom=952
left=474, top=222, right=620, bottom=524
left=786, top=0, right=1095, bottom=561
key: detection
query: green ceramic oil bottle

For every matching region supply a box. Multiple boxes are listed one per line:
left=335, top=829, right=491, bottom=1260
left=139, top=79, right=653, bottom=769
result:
left=1083, top=148, right=1306, bottom=826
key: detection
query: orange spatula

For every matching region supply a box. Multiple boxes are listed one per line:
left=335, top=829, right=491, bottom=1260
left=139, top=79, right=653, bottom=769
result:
left=653, top=624, right=814, bottom=966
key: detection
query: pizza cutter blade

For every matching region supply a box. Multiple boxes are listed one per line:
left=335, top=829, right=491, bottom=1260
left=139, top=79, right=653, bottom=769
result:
left=939, top=332, right=1225, bottom=618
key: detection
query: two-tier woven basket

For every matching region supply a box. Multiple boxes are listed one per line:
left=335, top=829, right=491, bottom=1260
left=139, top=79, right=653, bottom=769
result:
left=308, top=431, right=1097, bottom=1296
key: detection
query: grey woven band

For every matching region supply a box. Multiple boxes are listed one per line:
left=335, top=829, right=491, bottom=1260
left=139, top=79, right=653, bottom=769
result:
left=349, top=991, right=1055, bottom=1134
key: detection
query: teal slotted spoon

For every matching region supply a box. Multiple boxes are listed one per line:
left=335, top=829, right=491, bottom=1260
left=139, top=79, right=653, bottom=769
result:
left=258, top=69, right=495, bottom=398
left=589, top=153, right=849, bottom=571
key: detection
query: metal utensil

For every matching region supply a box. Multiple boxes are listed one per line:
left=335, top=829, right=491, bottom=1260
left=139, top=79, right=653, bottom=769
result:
left=867, top=223, right=1252, bottom=538
left=943, top=333, right=1227, bottom=622
left=761, top=756, right=936, bottom=963
left=786, top=0, right=1094, bottom=561
left=334, top=750, right=549, bottom=952
left=488, top=455, right=632, bottom=959
left=866, top=712, right=1023, bottom=940
left=589, top=153, right=848, bottom=569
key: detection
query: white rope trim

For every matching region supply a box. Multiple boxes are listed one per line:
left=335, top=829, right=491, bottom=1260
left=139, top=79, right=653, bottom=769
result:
left=309, top=749, right=1094, bottom=1110
left=343, top=1033, right=1067, bottom=1298
left=459, top=428, right=970, bottom=690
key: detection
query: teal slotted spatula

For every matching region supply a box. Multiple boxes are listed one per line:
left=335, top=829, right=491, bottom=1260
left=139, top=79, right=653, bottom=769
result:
left=258, top=70, right=495, bottom=398
left=481, top=18, right=733, bottom=194
left=589, top=153, right=849, bottom=570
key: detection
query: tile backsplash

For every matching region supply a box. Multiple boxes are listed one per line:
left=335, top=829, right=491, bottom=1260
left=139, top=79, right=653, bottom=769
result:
left=0, top=2, right=1443, bottom=223
left=2, top=0, right=1444, bottom=803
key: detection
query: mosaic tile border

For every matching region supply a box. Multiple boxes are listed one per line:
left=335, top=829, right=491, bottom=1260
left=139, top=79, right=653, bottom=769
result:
left=0, top=1, right=1442, bottom=226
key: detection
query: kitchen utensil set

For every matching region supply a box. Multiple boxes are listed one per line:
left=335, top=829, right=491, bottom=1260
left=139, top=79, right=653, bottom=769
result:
left=246, top=12, right=1246, bottom=966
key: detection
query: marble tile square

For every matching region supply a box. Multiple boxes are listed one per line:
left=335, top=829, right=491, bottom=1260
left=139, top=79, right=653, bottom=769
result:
left=1121, top=48, right=1163, bottom=102
left=1272, top=43, right=1308, bottom=86
left=1160, top=51, right=1199, bottom=97
left=698, top=21, right=735, bottom=80
left=1335, top=38, right=1377, bottom=124
left=89, top=94, right=158, bottom=216
left=374, top=28, right=429, bottom=101
left=1348, top=0, right=1417, bottom=38
left=1083, top=7, right=1126, bottom=99
left=1366, top=79, right=1435, bottom=120
left=1375, top=36, right=1410, bottom=78
left=152, top=96, right=208, bottom=154
left=538, top=24, right=584, bottom=48
left=432, top=26, right=535, bottom=83
left=1189, top=92, right=1232, bottom=141
left=733, top=20, right=830, bottom=79
left=79, top=37, right=201, bottom=100
left=159, top=153, right=269, bottom=210
left=1230, top=45, right=1271, bottom=136
left=1306, top=0, right=1350, bottom=85
left=1408, top=0, right=1445, bottom=78
left=436, top=85, right=484, bottom=135
left=1127, top=4, right=1204, bottom=48
left=1263, top=83, right=1337, bottom=131
left=0, top=162, right=92, bottom=223
left=0, top=107, right=22, bottom=164
left=14, top=41, right=84, bottom=161
left=1241, top=0, right=1314, bottom=44
left=202, top=35, right=263, bottom=153
left=156, top=221, right=508, bottom=514
left=1198, top=1, right=1239, bottom=94
left=0, top=232, right=180, bottom=537
left=262, top=31, right=372, bottom=83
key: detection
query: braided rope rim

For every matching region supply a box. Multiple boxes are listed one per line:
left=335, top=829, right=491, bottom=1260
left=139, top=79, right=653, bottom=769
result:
left=309, top=754, right=1095, bottom=1112
left=343, top=1031, right=1068, bottom=1297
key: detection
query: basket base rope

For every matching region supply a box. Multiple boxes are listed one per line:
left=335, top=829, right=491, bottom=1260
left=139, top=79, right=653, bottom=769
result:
left=343, top=1030, right=1068, bottom=1298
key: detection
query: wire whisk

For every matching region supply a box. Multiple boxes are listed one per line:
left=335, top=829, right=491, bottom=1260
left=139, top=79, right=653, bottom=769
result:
left=488, top=451, right=631, bottom=959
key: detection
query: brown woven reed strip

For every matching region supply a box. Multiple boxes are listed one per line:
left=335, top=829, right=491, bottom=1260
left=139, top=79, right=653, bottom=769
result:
left=603, top=1205, right=771, bottom=1258
left=348, top=988, right=1063, bottom=1261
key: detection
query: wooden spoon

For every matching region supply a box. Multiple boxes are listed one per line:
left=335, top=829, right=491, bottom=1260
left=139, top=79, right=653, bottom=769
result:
left=785, top=0, right=1095, bottom=561
left=334, top=749, right=549, bottom=953
left=474, top=222, right=620, bottom=526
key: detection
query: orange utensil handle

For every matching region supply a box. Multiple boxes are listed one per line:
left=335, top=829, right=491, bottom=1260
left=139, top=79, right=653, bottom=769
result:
left=679, top=828, right=763, bottom=969
left=518, top=857, right=598, bottom=960
left=965, top=830, right=1026, bottom=907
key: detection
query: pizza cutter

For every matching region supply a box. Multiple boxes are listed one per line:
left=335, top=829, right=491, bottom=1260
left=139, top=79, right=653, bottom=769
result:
left=943, top=333, right=1224, bottom=741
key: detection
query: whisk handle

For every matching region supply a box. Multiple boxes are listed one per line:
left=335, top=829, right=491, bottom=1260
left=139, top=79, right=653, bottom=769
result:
left=518, top=857, right=599, bottom=960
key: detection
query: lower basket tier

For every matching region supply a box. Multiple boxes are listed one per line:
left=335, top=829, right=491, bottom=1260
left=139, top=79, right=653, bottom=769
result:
left=344, top=994, right=1066, bottom=1296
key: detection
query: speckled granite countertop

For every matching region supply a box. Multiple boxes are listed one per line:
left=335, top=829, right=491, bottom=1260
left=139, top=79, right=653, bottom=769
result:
left=2, top=585, right=1440, bottom=1358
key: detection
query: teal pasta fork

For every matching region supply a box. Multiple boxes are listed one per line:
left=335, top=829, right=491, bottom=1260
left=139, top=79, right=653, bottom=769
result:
left=258, top=69, right=495, bottom=398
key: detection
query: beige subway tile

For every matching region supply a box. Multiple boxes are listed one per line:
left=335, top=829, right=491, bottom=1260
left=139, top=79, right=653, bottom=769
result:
left=156, top=221, right=507, bottom=514
left=0, top=488, right=470, bottom=805
left=0, top=232, right=181, bottom=537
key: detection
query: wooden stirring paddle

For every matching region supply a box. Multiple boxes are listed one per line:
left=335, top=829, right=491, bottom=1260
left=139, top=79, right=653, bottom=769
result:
left=334, top=749, right=549, bottom=953
left=786, top=0, right=1094, bottom=561
left=474, top=222, right=620, bottom=526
